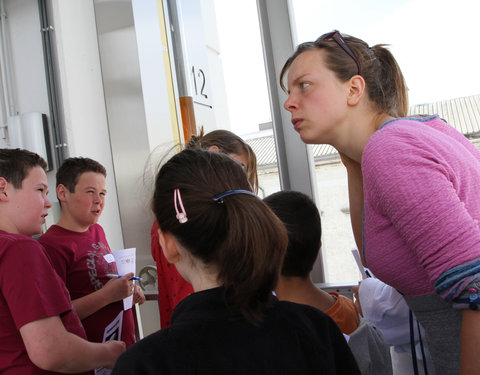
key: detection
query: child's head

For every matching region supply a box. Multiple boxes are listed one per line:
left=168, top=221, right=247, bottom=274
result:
left=56, top=157, right=106, bottom=193
left=56, top=157, right=107, bottom=231
left=0, top=148, right=50, bottom=236
left=263, top=190, right=321, bottom=278
left=187, top=128, right=258, bottom=193
left=152, top=149, right=287, bottom=324
left=0, top=148, right=47, bottom=188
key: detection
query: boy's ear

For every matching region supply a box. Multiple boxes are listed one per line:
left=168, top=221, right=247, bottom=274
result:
left=56, top=184, right=69, bottom=203
left=0, top=177, right=8, bottom=201
left=157, top=229, right=180, bottom=264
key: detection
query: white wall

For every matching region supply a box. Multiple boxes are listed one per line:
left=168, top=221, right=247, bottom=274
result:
left=0, top=0, right=57, bottom=212
left=50, top=0, right=125, bottom=251
left=2, top=0, right=49, bottom=117
left=174, top=0, right=229, bottom=133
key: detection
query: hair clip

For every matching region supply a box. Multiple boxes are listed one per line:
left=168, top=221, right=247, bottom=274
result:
left=174, top=188, right=188, bottom=224
left=212, top=189, right=258, bottom=204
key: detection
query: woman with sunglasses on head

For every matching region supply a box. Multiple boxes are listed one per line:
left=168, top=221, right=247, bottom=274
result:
left=151, top=128, right=259, bottom=329
left=114, top=149, right=360, bottom=374
left=280, top=30, right=480, bottom=375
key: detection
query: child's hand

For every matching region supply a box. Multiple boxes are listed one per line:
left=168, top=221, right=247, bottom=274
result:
left=133, top=284, right=146, bottom=305
left=102, top=340, right=126, bottom=369
left=352, top=283, right=363, bottom=317
left=103, top=273, right=134, bottom=303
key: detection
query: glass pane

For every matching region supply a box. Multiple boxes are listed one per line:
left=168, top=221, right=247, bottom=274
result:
left=290, top=0, right=480, bottom=283
left=213, top=0, right=281, bottom=197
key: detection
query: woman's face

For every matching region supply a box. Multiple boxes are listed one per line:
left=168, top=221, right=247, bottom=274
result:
left=228, top=152, right=249, bottom=173
left=283, top=49, right=350, bottom=145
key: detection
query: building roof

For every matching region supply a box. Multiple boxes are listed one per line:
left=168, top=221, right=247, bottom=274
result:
left=246, top=94, right=480, bottom=169
left=409, top=94, right=480, bottom=138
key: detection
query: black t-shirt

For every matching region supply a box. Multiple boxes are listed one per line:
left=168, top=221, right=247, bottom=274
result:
left=112, top=287, right=360, bottom=375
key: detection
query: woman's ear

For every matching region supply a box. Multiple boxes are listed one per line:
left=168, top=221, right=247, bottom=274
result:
left=208, top=145, right=220, bottom=153
left=347, top=75, right=366, bottom=106
left=158, top=229, right=180, bottom=264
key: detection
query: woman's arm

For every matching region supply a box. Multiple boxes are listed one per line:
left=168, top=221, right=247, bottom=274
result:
left=340, top=153, right=364, bottom=261
left=461, top=309, right=480, bottom=375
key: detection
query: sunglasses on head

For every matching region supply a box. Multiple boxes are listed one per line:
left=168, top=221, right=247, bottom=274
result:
left=317, top=30, right=362, bottom=76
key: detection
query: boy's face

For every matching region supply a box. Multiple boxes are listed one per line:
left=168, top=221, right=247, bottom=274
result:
left=58, top=171, right=106, bottom=231
left=2, top=166, right=51, bottom=236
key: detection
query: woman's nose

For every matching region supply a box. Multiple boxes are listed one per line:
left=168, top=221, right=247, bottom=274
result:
left=284, top=95, right=297, bottom=112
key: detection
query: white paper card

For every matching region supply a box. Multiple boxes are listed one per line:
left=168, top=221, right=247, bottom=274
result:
left=351, top=248, right=374, bottom=279
left=113, top=247, right=136, bottom=310
left=94, top=311, right=123, bottom=375
left=103, top=253, right=115, bottom=263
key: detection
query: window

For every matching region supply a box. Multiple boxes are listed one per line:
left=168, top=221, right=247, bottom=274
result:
left=289, top=0, right=480, bottom=283
left=213, top=0, right=281, bottom=197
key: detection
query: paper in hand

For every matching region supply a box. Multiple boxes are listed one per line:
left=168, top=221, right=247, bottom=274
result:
left=113, top=248, right=136, bottom=310
left=351, top=248, right=374, bottom=279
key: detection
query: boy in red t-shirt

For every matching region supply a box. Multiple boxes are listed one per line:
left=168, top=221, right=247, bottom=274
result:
left=0, top=148, right=125, bottom=374
left=39, top=157, right=145, bottom=348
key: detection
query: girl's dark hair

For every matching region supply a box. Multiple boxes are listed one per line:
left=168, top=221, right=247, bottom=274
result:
left=187, top=127, right=258, bottom=193
left=280, top=32, right=408, bottom=117
left=152, top=149, right=287, bottom=325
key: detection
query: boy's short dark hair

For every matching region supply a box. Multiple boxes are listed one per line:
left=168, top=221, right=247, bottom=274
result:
left=263, top=190, right=321, bottom=278
left=0, top=148, right=47, bottom=189
left=56, top=157, right=106, bottom=192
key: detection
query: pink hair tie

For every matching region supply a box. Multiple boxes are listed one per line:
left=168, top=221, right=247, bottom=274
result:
left=174, top=188, right=188, bottom=224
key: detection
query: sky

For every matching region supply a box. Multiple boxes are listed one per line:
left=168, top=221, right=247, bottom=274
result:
left=213, top=0, right=480, bottom=136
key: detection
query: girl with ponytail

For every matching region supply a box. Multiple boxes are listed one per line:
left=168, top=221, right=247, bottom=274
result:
left=151, top=128, right=258, bottom=328
left=113, top=149, right=359, bottom=374
left=281, top=30, right=480, bottom=374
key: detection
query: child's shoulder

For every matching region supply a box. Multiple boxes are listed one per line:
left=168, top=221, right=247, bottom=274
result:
left=275, top=298, right=335, bottom=327
left=0, top=230, right=37, bottom=243
left=0, top=230, right=43, bottom=255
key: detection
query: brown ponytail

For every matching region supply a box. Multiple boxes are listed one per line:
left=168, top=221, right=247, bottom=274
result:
left=367, top=44, right=408, bottom=117
left=152, top=149, right=286, bottom=325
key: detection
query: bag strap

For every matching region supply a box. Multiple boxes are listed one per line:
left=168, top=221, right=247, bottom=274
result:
left=416, top=318, right=429, bottom=375
left=409, top=309, right=429, bottom=375
left=409, top=309, right=420, bottom=375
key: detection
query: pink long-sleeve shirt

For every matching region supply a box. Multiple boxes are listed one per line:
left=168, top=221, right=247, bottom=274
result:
left=362, top=115, right=480, bottom=296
